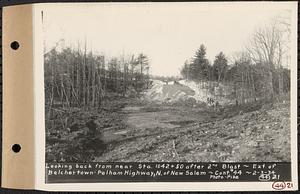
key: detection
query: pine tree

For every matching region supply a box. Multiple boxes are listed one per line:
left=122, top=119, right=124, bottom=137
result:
left=190, top=44, right=210, bottom=81
left=212, top=52, right=228, bottom=82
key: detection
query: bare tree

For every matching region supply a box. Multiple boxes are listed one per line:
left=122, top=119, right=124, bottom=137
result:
left=246, top=17, right=290, bottom=100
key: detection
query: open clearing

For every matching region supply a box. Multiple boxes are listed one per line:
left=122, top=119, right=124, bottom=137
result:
left=46, top=83, right=290, bottom=163
left=45, top=98, right=290, bottom=163
left=93, top=100, right=290, bottom=162
left=46, top=81, right=290, bottom=162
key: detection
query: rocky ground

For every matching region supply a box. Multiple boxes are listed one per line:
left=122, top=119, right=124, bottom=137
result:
left=46, top=98, right=291, bottom=163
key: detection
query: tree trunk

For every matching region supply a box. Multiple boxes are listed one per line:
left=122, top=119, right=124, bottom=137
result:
left=82, top=40, right=87, bottom=107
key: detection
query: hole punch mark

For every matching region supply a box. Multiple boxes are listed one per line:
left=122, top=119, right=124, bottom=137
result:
left=12, top=144, right=21, bottom=153
left=10, top=41, right=20, bottom=50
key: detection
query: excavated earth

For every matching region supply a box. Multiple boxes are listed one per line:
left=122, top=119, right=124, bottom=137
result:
left=45, top=97, right=291, bottom=163
left=95, top=101, right=290, bottom=162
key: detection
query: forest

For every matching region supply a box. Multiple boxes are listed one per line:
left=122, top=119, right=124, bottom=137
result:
left=180, top=18, right=291, bottom=104
left=45, top=46, right=151, bottom=112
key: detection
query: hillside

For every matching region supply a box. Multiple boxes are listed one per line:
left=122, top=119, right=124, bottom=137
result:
left=144, top=79, right=234, bottom=105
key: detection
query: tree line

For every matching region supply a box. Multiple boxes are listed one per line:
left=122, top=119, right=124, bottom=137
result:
left=44, top=43, right=150, bottom=113
left=180, top=17, right=291, bottom=104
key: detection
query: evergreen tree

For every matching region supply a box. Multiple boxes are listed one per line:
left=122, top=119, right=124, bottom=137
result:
left=212, top=52, right=228, bottom=82
left=190, top=44, right=210, bottom=81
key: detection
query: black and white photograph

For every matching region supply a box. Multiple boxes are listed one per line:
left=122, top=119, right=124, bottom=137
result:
left=41, top=2, right=297, bottom=185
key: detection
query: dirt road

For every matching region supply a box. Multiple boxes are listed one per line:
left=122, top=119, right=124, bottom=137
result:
left=46, top=96, right=290, bottom=163
left=94, top=101, right=290, bottom=162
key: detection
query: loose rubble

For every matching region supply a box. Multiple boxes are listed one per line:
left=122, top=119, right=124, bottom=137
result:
left=46, top=94, right=290, bottom=163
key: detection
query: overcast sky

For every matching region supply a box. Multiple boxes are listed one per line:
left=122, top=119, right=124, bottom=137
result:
left=41, top=2, right=293, bottom=76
